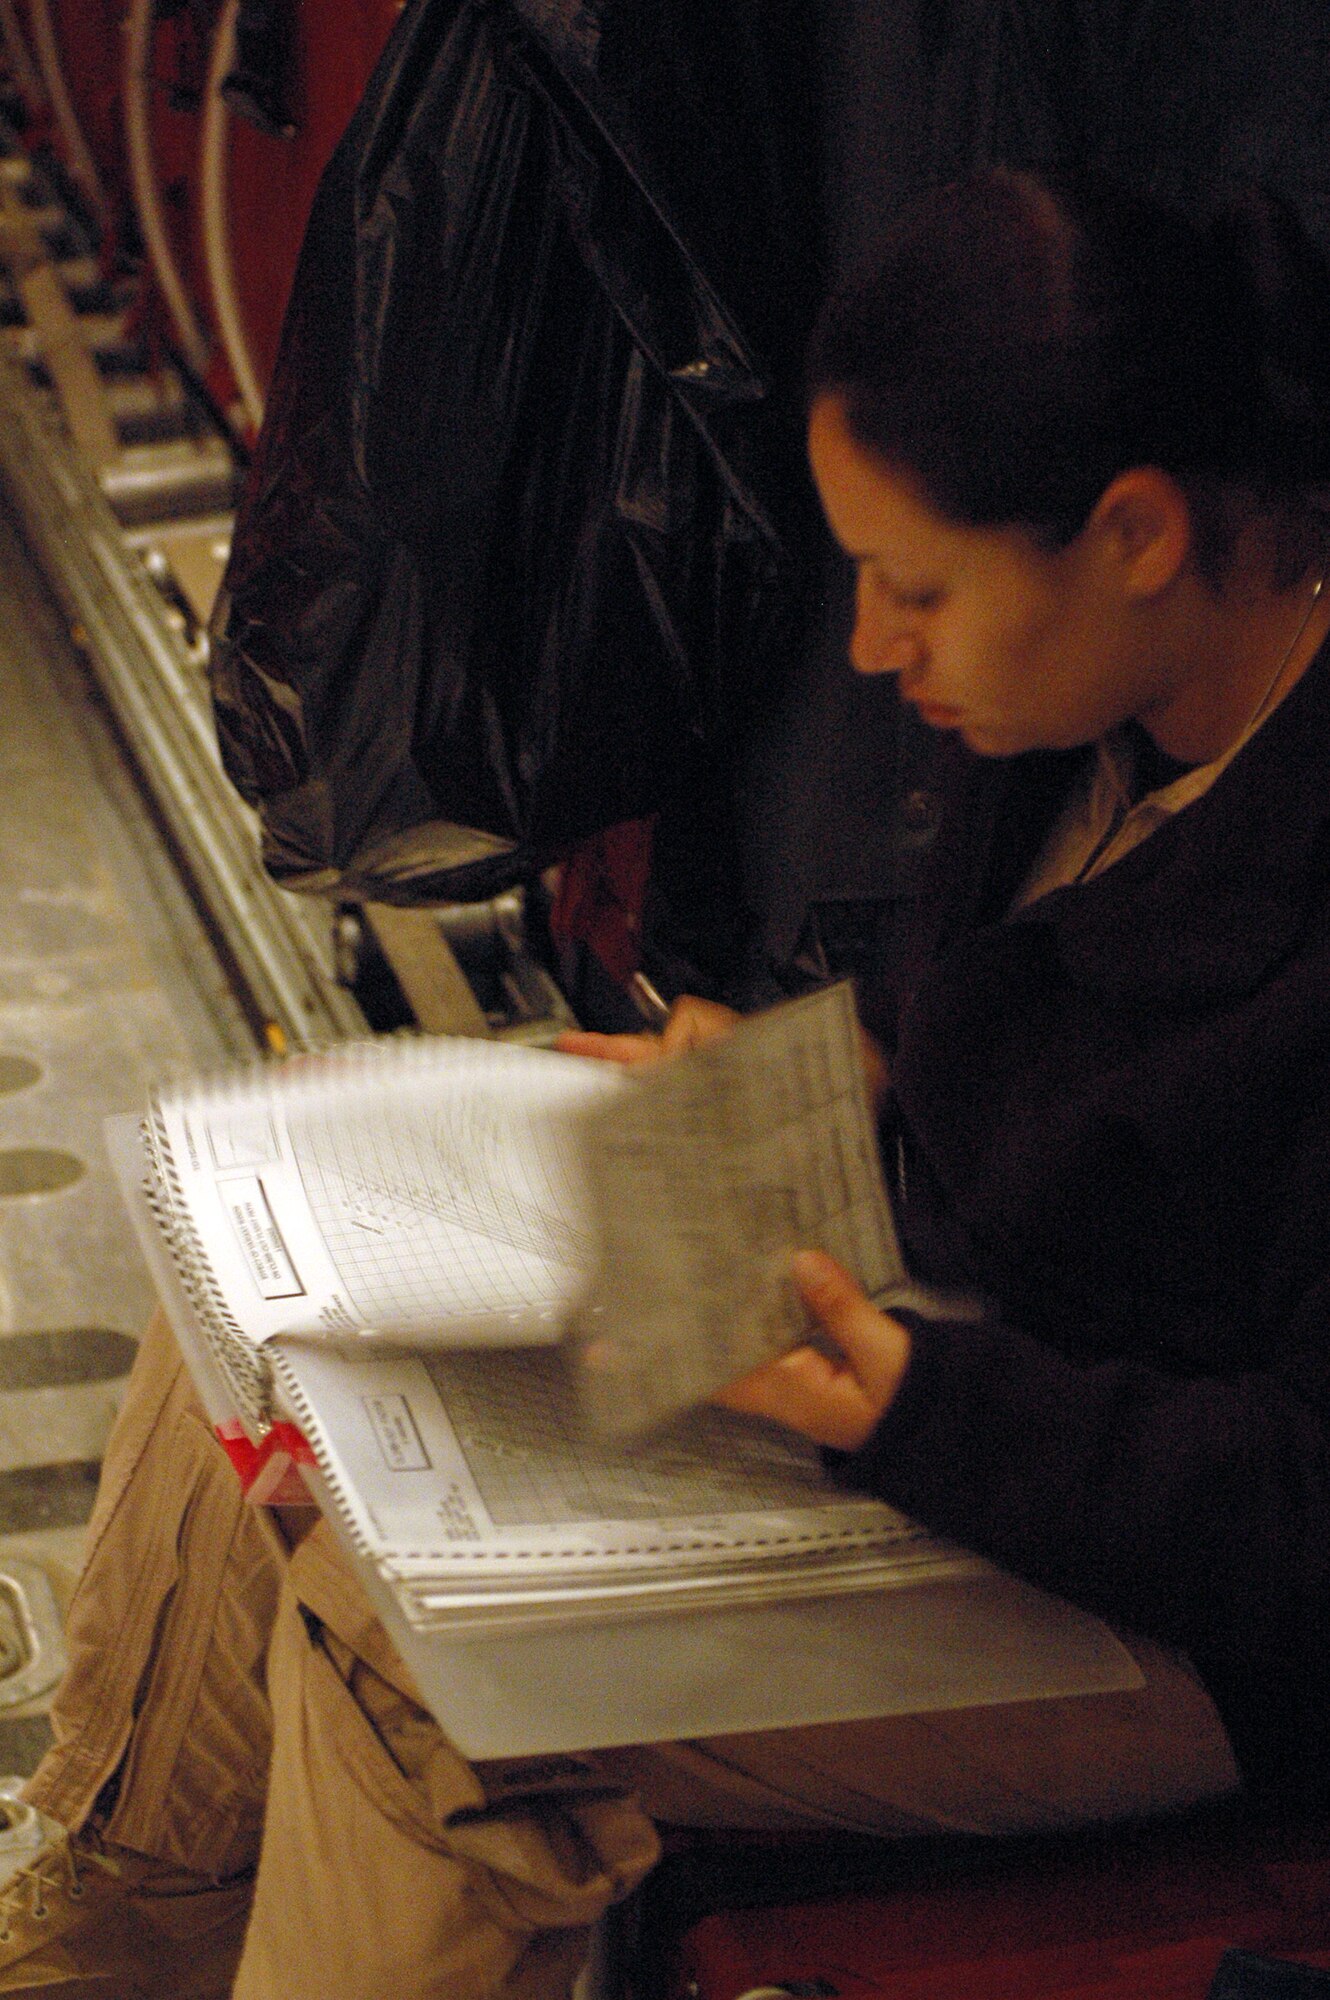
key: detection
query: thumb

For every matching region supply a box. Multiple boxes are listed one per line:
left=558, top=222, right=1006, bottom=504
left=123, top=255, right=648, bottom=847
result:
left=791, top=1248, right=909, bottom=1408
left=791, top=1246, right=873, bottom=1340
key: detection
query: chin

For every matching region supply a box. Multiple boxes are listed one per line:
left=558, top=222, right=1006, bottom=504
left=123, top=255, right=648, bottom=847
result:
left=959, top=722, right=1027, bottom=756
left=961, top=717, right=1074, bottom=757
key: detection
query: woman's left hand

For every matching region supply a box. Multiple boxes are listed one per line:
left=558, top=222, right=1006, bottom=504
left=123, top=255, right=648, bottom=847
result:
left=714, top=1249, right=912, bottom=1451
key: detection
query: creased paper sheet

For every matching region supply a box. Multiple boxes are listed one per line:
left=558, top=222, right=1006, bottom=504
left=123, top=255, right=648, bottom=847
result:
left=575, top=981, right=908, bottom=1434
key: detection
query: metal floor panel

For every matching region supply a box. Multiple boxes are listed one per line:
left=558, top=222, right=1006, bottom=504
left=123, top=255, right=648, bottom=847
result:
left=0, top=496, right=256, bottom=1767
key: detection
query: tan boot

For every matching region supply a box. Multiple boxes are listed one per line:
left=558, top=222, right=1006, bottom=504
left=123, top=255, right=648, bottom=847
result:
left=0, top=1791, right=252, bottom=1997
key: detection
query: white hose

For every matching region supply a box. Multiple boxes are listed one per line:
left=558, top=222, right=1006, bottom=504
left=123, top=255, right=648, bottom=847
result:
left=122, top=0, right=213, bottom=378
left=199, top=0, right=264, bottom=433
left=27, top=0, right=111, bottom=228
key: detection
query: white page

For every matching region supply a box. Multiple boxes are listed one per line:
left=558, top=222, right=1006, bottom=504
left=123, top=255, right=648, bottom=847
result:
left=152, top=1038, right=623, bottom=1349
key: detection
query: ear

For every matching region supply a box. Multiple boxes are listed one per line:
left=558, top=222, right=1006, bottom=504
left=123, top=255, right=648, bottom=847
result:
left=1084, top=468, right=1191, bottom=599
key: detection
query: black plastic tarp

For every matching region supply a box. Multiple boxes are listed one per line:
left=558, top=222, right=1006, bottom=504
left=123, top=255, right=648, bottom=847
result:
left=209, top=0, right=820, bottom=905
left=210, top=0, right=1330, bottom=989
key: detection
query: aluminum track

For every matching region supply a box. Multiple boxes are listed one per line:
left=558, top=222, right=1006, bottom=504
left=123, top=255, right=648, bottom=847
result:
left=0, top=342, right=366, bottom=1052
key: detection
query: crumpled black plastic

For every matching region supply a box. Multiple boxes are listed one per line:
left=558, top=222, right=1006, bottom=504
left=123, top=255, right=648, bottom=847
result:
left=209, top=0, right=820, bottom=905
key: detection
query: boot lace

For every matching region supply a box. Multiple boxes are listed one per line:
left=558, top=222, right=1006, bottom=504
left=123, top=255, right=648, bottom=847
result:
left=0, top=1830, right=83, bottom=1943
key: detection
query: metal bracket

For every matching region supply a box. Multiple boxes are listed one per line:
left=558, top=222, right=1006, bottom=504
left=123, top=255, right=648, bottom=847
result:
left=0, top=1561, right=67, bottom=1710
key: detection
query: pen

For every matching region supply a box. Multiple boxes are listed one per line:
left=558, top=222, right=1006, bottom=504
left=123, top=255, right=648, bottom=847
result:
left=629, top=969, right=672, bottom=1030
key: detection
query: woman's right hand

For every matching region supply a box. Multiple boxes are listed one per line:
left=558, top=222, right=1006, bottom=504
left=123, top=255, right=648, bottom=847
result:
left=556, top=995, right=740, bottom=1069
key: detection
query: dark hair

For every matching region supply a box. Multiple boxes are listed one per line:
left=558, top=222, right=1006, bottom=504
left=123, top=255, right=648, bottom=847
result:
left=808, top=169, right=1330, bottom=585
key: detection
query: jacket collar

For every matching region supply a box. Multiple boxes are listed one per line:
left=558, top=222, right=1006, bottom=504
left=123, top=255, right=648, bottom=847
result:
left=1016, top=638, right=1330, bottom=1006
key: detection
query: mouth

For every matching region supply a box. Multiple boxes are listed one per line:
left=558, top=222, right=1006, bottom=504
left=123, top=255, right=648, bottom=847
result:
left=905, top=692, right=964, bottom=729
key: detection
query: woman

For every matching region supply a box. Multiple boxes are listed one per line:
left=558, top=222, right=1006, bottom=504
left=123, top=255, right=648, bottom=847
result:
left=9, top=166, right=1330, bottom=1996
left=584, top=165, right=1330, bottom=1813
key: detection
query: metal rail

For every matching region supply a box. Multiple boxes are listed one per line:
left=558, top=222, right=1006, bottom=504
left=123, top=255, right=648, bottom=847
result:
left=0, top=338, right=366, bottom=1052
left=0, top=107, right=567, bottom=1052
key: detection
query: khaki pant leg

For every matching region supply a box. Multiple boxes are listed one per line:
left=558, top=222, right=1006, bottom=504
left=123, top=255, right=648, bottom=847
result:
left=233, top=1558, right=660, bottom=2000
left=15, top=1301, right=1242, bottom=1983
left=602, top=1634, right=1242, bottom=1838
left=22, top=1307, right=282, bottom=1878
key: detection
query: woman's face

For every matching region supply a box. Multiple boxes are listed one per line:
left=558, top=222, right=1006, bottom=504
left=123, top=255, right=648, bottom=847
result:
left=808, top=394, right=1154, bottom=757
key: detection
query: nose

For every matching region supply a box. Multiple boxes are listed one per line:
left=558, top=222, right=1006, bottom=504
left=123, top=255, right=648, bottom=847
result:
left=849, top=596, right=928, bottom=678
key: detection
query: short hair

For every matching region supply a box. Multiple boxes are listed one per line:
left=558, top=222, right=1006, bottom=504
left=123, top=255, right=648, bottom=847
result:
left=808, top=169, right=1330, bottom=586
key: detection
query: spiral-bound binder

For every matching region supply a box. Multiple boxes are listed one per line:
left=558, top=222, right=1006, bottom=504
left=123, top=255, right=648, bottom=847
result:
left=140, top=1102, right=277, bottom=1428
left=105, top=995, right=1143, bottom=1756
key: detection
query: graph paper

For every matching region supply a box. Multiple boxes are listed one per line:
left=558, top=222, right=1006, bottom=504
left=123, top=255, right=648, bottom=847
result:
left=285, top=1073, right=591, bottom=1328
left=423, top=1347, right=840, bottom=1530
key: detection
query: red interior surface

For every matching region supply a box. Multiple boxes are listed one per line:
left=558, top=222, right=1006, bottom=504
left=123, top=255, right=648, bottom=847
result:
left=669, top=1819, right=1330, bottom=2000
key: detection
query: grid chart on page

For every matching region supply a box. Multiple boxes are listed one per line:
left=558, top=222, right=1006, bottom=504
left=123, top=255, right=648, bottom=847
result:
left=283, top=1086, right=588, bottom=1326
left=424, top=1349, right=832, bottom=1529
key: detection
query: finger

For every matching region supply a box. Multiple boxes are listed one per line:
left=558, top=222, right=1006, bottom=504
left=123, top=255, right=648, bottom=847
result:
left=858, top=1027, right=890, bottom=1112
left=554, top=1029, right=666, bottom=1067
left=715, top=1345, right=880, bottom=1450
left=658, top=996, right=740, bottom=1056
left=718, top=1345, right=839, bottom=1421
left=792, top=1248, right=876, bottom=1357
left=791, top=1248, right=912, bottom=1412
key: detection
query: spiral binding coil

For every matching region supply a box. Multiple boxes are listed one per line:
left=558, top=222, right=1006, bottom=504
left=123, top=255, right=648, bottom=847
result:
left=266, top=1347, right=371, bottom=1555
left=141, top=1103, right=276, bottom=1428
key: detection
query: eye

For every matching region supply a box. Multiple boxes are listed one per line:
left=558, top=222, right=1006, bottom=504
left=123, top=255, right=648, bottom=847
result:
left=858, top=564, right=944, bottom=613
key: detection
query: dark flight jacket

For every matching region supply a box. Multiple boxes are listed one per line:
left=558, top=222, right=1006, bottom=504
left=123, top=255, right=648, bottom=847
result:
left=846, top=640, right=1330, bottom=1809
